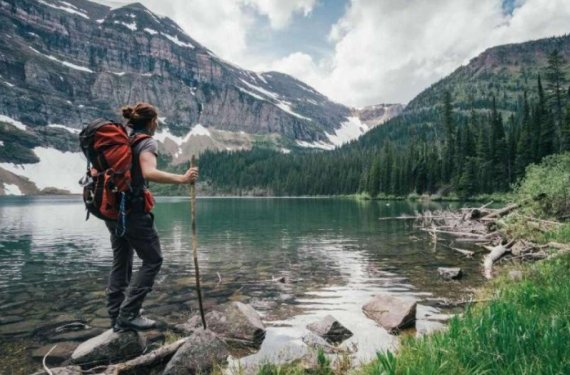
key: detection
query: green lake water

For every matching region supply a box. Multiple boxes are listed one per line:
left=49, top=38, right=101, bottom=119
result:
left=0, top=196, right=487, bottom=371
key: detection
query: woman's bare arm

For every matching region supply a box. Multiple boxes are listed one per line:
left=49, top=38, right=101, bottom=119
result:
left=139, top=151, right=198, bottom=184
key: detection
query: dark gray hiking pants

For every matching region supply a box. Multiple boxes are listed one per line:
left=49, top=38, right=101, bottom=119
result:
left=105, top=212, right=163, bottom=319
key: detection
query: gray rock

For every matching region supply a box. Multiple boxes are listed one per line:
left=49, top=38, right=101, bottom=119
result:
left=363, top=294, right=417, bottom=333
left=162, top=329, right=229, bottom=375
left=177, top=302, right=266, bottom=348
left=301, top=332, right=339, bottom=354
left=438, top=267, right=462, bottom=280
left=415, top=320, right=448, bottom=337
left=0, top=319, right=41, bottom=336
left=306, top=315, right=353, bottom=344
left=509, top=270, right=523, bottom=281
left=70, top=329, right=145, bottom=368
left=31, top=342, right=79, bottom=366
left=49, top=328, right=105, bottom=342
left=30, top=365, right=83, bottom=375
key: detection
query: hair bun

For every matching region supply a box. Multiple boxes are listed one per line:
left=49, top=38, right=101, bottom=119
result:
left=122, top=106, right=134, bottom=120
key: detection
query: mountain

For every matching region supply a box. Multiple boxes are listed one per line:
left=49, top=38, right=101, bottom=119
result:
left=195, top=33, right=570, bottom=197
left=357, top=34, right=570, bottom=149
left=0, top=0, right=401, bottom=195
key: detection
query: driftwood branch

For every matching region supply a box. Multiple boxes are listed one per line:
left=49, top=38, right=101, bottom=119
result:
left=110, top=338, right=187, bottom=375
left=42, top=344, right=57, bottom=375
left=481, top=203, right=518, bottom=220
left=483, top=245, right=510, bottom=279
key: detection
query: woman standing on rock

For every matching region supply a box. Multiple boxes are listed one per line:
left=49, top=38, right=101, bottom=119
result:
left=105, top=103, right=199, bottom=332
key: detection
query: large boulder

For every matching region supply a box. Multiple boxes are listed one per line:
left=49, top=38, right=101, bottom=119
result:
left=362, top=295, right=417, bottom=333
left=70, top=329, right=145, bottom=368
left=177, top=302, right=266, bottom=348
left=437, top=267, right=462, bottom=280
left=306, top=315, right=353, bottom=344
left=162, top=329, right=229, bottom=375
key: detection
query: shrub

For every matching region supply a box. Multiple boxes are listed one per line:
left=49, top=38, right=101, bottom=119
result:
left=514, top=152, right=570, bottom=219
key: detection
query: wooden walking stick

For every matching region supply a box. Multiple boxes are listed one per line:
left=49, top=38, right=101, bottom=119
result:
left=190, top=155, right=207, bottom=329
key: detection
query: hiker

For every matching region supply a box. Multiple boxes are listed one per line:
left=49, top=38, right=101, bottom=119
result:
left=104, top=102, right=199, bottom=331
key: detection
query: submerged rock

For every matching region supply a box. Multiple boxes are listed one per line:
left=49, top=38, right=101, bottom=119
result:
left=70, top=329, right=145, bottom=368
left=302, top=332, right=339, bottom=354
left=31, top=342, right=79, bottom=366
left=415, top=320, right=448, bottom=337
left=177, top=302, right=266, bottom=348
left=162, top=329, right=229, bottom=375
left=306, top=315, right=353, bottom=344
left=438, top=267, right=462, bottom=280
left=363, top=294, right=417, bottom=333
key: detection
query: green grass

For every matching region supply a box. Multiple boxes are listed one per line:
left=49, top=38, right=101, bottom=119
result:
left=361, top=254, right=570, bottom=375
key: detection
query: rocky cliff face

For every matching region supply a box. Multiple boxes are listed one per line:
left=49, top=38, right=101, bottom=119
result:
left=0, top=0, right=351, bottom=143
left=0, top=0, right=402, bottom=194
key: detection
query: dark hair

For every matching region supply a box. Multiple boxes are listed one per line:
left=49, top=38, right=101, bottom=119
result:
left=121, top=102, right=158, bottom=130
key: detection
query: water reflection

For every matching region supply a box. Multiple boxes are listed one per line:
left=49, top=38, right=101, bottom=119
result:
left=0, top=197, right=485, bottom=368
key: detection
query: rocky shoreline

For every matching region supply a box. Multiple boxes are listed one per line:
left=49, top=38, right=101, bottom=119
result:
left=25, top=294, right=460, bottom=375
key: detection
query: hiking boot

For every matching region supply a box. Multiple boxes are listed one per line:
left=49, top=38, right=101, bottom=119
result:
left=113, top=313, right=157, bottom=332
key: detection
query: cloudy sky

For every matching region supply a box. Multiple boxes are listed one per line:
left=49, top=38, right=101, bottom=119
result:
left=94, top=0, right=570, bottom=107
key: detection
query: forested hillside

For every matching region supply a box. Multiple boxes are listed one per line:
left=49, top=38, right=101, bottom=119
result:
left=195, top=35, right=570, bottom=198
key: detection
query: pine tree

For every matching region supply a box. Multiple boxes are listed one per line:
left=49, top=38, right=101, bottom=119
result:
left=545, top=49, right=566, bottom=132
left=537, top=75, right=555, bottom=159
left=367, top=158, right=381, bottom=197
left=442, top=91, right=455, bottom=183
left=562, top=102, right=570, bottom=152
left=489, top=97, right=508, bottom=190
left=515, top=93, right=532, bottom=178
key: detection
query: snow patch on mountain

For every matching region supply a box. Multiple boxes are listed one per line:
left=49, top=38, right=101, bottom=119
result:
left=240, top=79, right=312, bottom=121
left=3, top=183, right=22, bottom=196
left=29, top=47, right=94, bottom=73
left=0, top=140, right=4, bottom=146
left=114, top=20, right=137, bottom=31
left=163, top=33, right=194, bottom=49
left=296, top=140, right=335, bottom=151
left=47, top=124, right=81, bottom=134
left=238, top=86, right=266, bottom=101
left=154, top=124, right=211, bottom=146
left=37, top=0, right=90, bottom=19
left=0, top=148, right=84, bottom=193
left=0, top=114, right=27, bottom=131
left=144, top=28, right=159, bottom=35
left=296, top=117, right=369, bottom=150
left=325, top=116, right=368, bottom=146
left=275, top=101, right=312, bottom=121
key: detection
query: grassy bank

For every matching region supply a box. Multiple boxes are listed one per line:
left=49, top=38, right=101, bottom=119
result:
left=362, top=252, right=570, bottom=375
left=361, top=153, right=570, bottom=375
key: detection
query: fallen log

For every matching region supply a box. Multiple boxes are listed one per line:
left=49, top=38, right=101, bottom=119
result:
left=420, top=228, right=488, bottom=238
left=483, top=244, right=510, bottom=279
left=110, top=338, right=187, bottom=375
left=481, top=203, right=518, bottom=220
left=450, top=247, right=475, bottom=257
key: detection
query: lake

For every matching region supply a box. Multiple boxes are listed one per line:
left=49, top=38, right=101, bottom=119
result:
left=0, top=196, right=486, bottom=372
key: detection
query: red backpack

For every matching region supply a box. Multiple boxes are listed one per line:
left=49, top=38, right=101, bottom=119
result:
left=79, top=119, right=154, bottom=235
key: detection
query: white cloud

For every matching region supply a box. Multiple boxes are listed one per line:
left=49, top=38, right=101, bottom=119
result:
left=242, top=0, right=317, bottom=29
left=263, top=0, right=570, bottom=107
left=89, top=0, right=570, bottom=107
left=90, top=0, right=317, bottom=64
